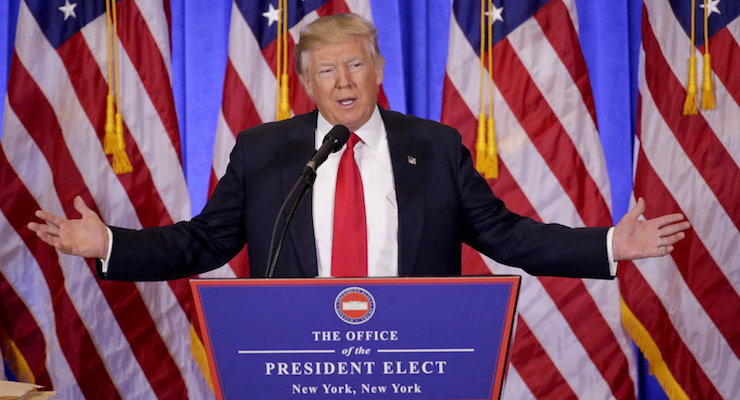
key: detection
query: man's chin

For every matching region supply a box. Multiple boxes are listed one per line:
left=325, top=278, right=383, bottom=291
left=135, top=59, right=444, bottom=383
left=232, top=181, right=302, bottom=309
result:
left=339, top=115, right=372, bottom=131
left=320, top=107, right=372, bottom=131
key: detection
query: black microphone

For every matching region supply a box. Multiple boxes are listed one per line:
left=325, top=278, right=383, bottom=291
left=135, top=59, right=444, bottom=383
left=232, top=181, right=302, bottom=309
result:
left=266, top=125, right=350, bottom=278
left=302, top=124, right=350, bottom=176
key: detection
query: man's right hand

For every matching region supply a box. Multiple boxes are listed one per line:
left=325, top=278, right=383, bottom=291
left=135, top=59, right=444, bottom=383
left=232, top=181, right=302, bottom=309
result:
left=27, top=196, right=109, bottom=259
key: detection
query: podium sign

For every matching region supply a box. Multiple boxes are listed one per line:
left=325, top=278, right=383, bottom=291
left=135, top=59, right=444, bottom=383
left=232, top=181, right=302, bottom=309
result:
left=191, top=277, right=520, bottom=399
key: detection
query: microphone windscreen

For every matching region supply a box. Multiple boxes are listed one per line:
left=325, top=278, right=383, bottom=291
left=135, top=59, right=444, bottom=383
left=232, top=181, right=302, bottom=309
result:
left=324, top=125, right=350, bottom=152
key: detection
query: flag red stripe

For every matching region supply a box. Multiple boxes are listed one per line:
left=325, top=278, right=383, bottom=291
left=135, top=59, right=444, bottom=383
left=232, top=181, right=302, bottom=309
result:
left=534, top=0, right=598, bottom=127
left=99, top=277, right=189, bottom=399
left=105, top=3, right=204, bottom=354
left=260, top=39, right=315, bottom=116
left=163, top=0, right=173, bottom=53
left=460, top=244, right=490, bottom=275
left=441, top=76, right=573, bottom=222
left=166, top=277, right=197, bottom=323
left=442, top=76, right=631, bottom=397
left=642, top=8, right=740, bottom=229
left=488, top=165, right=539, bottom=219
left=495, top=159, right=634, bottom=398
left=703, top=28, right=740, bottom=106
left=315, top=0, right=352, bottom=17
left=540, top=277, right=636, bottom=399
left=490, top=137, right=635, bottom=397
left=632, top=146, right=740, bottom=357
left=117, top=0, right=182, bottom=160
left=485, top=121, right=634, bottom=398
left=511, top=317, right=579, bottom=400
left=286, top=34, right=318, bottom=116
left=0, top=150, right=120, bottom=399
left=228, top=246, right=251, bottom=277
left=493, top=38, right=612, bottom=226
left=208, top=168, right=219, bottom=197
left=7, top=54, right=189, bottom=399
left=620, top=262, right=722, bottom=399
left=221, top=60, right=263, bottom=134
left=289, top=48, right=317, bottom=115
left=0, top=274, right=52, bottom=388
left=55, top=37, right=173, bottom=229
left=56, top=35, right=200, bottom=334
left=440, top=75, right=479, bottom=154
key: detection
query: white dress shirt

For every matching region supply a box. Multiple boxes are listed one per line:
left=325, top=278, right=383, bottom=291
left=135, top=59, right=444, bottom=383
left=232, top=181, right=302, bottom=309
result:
left=312, top=107, right=398, bottom=277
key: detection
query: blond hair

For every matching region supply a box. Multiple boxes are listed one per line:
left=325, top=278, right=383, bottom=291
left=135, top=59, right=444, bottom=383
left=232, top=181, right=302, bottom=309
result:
left=294, top=13, right=384, bottom=76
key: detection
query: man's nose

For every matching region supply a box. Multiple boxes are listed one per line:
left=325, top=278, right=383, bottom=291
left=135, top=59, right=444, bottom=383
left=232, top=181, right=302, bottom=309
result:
left=335, top=67, right=353, bottom=88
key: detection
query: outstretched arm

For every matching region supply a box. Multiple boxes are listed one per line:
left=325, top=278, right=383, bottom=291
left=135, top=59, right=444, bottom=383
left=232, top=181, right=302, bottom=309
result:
left=613, top=197, right=690, bottom=261
left=27, top=196, right=109, bottom=259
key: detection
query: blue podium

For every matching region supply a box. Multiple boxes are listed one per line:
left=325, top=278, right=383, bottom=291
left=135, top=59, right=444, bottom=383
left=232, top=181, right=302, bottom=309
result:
left=191, top=277, right=520, bottom=399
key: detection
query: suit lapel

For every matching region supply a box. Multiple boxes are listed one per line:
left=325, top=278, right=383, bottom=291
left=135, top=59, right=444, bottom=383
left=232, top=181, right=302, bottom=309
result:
left=279, top=111, right=319, bottom=277
left=277, top=108, right=426, bottom=276
left=382, top=108, right=425, bottom=276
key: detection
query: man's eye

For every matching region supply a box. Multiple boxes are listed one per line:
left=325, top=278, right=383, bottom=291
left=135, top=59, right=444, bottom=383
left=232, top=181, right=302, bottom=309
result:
left=349, top=62, right=363, bottom=70
left=319, top=68, right=334, bottom=76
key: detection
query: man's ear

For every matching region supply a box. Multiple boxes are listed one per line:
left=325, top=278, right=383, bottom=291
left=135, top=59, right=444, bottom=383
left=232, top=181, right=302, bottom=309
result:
left=374, top=60, right=384, bottom=86
left=299, top=73, right=315, bottom=100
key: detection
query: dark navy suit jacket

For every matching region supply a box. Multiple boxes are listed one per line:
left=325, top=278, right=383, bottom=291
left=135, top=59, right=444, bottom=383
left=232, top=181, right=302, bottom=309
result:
left=99, top=108, right=611, bottom=281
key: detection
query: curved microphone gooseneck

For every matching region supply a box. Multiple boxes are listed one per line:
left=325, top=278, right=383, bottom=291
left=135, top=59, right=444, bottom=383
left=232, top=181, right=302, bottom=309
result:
left=265, top=125, right=350, bottom=278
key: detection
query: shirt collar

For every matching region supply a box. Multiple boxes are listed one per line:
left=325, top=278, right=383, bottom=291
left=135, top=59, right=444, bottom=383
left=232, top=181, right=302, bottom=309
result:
left=315, top=106, right=383, bottom=151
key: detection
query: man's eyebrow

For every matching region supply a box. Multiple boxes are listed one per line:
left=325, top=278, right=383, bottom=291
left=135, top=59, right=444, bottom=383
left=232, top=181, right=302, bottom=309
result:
left=345, top=55, right=366, bottom=63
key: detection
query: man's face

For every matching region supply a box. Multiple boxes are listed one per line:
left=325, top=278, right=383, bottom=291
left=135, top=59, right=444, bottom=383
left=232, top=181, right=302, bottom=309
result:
left=299, top=37, right=384, bottom=132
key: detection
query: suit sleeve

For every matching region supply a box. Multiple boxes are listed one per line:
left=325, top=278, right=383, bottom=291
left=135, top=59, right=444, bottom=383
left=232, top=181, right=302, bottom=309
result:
left=453, top=132, right=612, bottom=279
left=97, top=134, right=251, bottom=281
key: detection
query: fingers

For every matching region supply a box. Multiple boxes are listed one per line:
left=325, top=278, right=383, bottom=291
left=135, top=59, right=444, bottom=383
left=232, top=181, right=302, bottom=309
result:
left=73, top=195, right=93, bottom=217
left=657, top=245, right=674, bottom=256
left=626, top=197, right=646, bottom=219
left=28, top=221, right=58, bottom=236
left=635, top=197, right=646, bottom=213
left=28, top=222, right=60, bottom=247
left=650, top=212, right=687, bottom=228
left=28, top=210, right=67, bottom=252
left=658, top=231, right=686, bottom=247
left=659, top=221, right=691, bottom=237
left=35, top=209, right=67, bottom=228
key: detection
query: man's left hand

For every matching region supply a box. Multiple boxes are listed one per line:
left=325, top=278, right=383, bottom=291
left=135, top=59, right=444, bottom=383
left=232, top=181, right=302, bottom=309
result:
left=613, top=197, right=691, bottom=261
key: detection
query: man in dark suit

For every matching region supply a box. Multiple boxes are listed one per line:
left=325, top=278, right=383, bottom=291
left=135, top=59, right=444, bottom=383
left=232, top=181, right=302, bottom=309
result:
left=28, top=13, right=689, bottom=281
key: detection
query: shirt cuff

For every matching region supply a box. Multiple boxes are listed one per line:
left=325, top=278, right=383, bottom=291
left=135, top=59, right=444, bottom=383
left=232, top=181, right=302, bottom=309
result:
left=606, top=226, right=618, bottom=277
left=99, top=226, right=113, bottom=274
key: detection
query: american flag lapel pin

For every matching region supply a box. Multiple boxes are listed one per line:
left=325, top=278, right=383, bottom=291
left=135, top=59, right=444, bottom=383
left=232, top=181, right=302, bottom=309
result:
left=407, top=156, right=417, bottom=165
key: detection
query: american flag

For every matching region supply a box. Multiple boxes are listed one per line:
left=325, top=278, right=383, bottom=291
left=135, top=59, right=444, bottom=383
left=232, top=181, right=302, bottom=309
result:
left=205, top=0, right=387, bottom=279
left=621, top=0, right=739, bottom=399
left=442, top=0, right=638, bottom=398
left=0, top=0, right=212, bottom=398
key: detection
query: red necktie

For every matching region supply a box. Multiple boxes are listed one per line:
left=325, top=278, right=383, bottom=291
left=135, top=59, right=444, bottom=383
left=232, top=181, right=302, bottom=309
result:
left=331, top=133, right=367, bottom=277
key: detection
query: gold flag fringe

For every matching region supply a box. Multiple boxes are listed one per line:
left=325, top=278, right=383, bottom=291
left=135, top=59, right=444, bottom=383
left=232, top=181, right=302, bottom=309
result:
left=684, top=0, right=716, bottom=115
left=700, top=0, right=715, bottom=110
left=104, top=0, right=131, bottom=173
left=276, top=0, right=291, bottom=121
left=621, top=298, right=691, bottom=400
left=475, top=0, right=498, bottom=178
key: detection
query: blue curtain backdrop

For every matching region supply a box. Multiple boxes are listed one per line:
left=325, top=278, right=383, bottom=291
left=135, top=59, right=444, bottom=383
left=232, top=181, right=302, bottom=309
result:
left=1, top=1, right=663, bottom=398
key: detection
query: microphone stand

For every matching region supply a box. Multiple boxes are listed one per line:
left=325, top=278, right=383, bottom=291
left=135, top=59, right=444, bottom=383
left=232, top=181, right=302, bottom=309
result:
left=265, top=169, right=316, bottom=278
left=264, top=124, right=349, bottom=278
